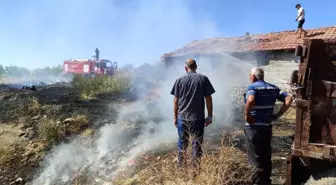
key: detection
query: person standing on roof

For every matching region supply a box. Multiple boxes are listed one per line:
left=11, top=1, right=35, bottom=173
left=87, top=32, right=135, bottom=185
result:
left=244, top=67, right=293, bottom=184
left=295, top=4, right=308, bottom=38
left=170, top=58, right=215, bottom=170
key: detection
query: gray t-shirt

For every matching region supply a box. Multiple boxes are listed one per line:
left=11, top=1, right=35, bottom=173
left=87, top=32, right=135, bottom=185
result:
left=170, top=72, right=215, bottom=121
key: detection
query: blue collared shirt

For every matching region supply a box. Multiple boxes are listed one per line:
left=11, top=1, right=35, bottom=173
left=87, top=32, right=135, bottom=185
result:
left=244, top=80, right=288, bottom=127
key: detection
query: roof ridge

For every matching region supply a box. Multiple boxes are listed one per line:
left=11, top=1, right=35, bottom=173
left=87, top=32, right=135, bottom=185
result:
left=163, top=25, right=336, bottom=58
left=186, top=25, right=336, bottom=43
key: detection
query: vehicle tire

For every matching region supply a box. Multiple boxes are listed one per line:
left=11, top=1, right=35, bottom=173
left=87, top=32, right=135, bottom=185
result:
left=304, top=168, right=336, bottom=185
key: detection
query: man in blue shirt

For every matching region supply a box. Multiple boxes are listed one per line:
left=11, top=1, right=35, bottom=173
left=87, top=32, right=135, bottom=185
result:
left=170, top=58, right=215, bottom=169
left=244, top=67, right=293, bottom=184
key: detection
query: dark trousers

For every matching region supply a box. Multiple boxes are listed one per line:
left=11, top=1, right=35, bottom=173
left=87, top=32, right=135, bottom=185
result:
left=244, top=126, right=272, bottom=185
left=297, top=19, right=305, bottom=28
left=177, top=119, right=205, bottom=168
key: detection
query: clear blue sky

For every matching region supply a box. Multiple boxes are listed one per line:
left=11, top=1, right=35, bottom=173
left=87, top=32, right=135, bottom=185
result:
left=0, top=0, right=335, bottom=69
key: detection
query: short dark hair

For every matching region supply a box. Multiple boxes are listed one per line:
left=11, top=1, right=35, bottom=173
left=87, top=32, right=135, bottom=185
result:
left=295, top=4, right=301, bottom=8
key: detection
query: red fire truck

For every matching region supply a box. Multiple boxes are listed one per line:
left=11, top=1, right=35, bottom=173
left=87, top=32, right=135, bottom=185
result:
left=63, top=59, right=117, bottom=77
left=62, top=49, right=117, bottom=77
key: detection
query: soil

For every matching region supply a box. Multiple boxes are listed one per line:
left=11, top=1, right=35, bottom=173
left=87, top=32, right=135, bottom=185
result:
left=0, top=83, right=133, bottom=185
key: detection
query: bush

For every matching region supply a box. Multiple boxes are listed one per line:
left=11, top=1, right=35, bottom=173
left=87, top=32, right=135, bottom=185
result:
left=72, top=74, right=131, bottom=98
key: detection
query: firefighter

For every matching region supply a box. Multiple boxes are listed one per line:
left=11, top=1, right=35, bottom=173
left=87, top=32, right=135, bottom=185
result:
left=244, top=67, right=293, bottom=184
left=95, top=48, right=100, bottom=61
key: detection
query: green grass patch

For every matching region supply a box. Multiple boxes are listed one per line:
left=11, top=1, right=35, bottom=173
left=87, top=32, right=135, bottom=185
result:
left=72, top=74, right=131, bottom=99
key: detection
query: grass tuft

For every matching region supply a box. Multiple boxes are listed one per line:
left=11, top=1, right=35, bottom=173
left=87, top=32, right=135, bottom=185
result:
left=37, top=114, right=89, bottom=144
left=37, top=118, right=65, bottom=143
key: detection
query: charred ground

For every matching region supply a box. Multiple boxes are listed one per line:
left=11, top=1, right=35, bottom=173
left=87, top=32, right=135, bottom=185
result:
left=0, top=76, right=295, bottom=185
left=0, top=75, right=133, bottom=184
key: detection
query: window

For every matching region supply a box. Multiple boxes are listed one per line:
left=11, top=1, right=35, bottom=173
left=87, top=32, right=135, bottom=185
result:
left=64, top=64, right=68, bottom=72
left=106, top=62, right=112, bottom=68
left=83, top=64, right=89, bottom=72
left=95, top=62, right=100, bottom=67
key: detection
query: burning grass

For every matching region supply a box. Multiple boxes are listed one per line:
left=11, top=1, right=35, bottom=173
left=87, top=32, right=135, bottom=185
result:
left=113, top=139, right=255, bottom=185
left=72, top=74, right=131, bottom=99
left=63, top=130, right=255, bottom=185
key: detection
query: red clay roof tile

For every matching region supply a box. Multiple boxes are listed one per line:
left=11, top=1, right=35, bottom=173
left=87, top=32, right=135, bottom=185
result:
left=162, top=26, right=336, bottom=58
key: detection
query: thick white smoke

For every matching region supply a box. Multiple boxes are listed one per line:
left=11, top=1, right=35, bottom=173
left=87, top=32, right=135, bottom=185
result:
left=31, top=59, right=253, bottom=185
left=30, top=0, right=256, bottom=184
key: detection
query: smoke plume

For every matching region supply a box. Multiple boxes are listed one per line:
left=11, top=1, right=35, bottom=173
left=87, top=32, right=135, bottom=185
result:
left=29, top=0, right=256, bottom=184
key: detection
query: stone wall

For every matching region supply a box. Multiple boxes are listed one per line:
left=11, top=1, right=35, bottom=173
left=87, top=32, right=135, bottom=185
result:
left=260, top=52, right=300, bottom=90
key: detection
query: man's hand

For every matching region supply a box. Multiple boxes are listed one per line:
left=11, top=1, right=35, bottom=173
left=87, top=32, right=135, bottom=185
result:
left=245, top=114, right=255, bottom=124
left=205, top=116, right=212, bottom=127
left=174, top=118, right=177, bottom=127
left=274, top=95, right=293, bottom=121
left=295, top=18, right=298, bottom=22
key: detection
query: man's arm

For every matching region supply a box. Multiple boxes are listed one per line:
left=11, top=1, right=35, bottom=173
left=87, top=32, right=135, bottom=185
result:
left=170, top=80, right=179, bottom=125
left=245, top=95, right=255, bottom=116
left=244, top=89, right=256, bottom=124
left=275, top=92, right=293, bottom=119
left=204, top=77, right=215, bottom=118
left=245, top=95, right=256, bottom=124
left=173, top=97, right=178, bottom=119
left=205, top=96, right=213, bottom=117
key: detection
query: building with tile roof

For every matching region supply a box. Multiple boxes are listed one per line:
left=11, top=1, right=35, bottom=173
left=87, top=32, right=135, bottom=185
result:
left=161, top=25, right=336, bottom=89
left=162, top=25, right=336, bottom=58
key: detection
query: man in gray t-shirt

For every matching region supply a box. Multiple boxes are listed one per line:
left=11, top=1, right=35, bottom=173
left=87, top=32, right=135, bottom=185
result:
left=170, top=58, right=215, bottom=169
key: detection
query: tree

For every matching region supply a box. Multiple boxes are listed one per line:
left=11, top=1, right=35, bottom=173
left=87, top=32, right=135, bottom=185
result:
left=0, top=65, right=5, bottom=76
left=4, top=65, right=30, bottom=77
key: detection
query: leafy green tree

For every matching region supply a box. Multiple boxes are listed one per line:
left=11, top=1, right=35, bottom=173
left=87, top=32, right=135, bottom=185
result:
left=32, top=65, right=63, bottom=78
left=0, top=64, right=63, bottom=81
left=4, top=65, right=30, bottom=77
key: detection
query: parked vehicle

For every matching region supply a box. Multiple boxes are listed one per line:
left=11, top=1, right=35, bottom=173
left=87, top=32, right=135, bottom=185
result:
left=63, top=48, right=117, bottom=77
